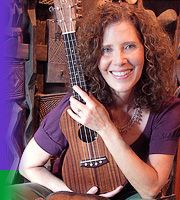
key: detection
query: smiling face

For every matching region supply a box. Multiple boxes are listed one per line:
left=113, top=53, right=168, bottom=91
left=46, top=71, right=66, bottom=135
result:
left=98, top=21, right=144, bottom=99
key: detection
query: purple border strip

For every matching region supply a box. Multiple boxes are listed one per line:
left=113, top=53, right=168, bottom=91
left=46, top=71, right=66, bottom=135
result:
left=0, top=0, right=12, bottom=170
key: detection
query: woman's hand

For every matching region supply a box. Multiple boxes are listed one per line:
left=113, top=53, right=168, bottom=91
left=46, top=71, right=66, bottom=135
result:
left=67, top=85, right=113, bottom=134
left=37, top=186, right=123, bottom=200
left=87, top=186, right=123, bottom=198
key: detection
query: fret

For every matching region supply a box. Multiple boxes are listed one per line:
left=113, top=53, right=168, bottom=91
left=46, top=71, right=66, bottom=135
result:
left=67, top=60, right=79, bottom=66
left=70, top=77, right=86, bottom=86
left=69, top=74, right=85, bottom=80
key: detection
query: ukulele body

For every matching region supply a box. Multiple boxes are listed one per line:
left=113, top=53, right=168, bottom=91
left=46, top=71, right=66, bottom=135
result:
left=60, top=107, right=126, bottom=194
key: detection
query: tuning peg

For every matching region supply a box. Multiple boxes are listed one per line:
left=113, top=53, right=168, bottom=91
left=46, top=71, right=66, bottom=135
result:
left=74, top=0, right=82, bottom=8
left=76, top=6, right=82, bottom=12
left=49, top=6, right=55, bottom=13
left=76, top=0, right=82, bottom=4
left=76, top=14, right=83, bottom=19
left=49, top=6, right=61, bottom=13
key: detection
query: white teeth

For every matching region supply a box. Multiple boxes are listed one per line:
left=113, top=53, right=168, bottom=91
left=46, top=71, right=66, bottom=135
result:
left=111, top=70, right=131, bottom=76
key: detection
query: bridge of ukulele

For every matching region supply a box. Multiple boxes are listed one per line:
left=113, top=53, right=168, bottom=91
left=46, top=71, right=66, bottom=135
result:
left=80, top=156, right=109, bottom=168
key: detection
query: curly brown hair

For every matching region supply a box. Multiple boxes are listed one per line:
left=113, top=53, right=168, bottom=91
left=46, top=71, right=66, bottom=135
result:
left=77, top=2, right=176, bottom=110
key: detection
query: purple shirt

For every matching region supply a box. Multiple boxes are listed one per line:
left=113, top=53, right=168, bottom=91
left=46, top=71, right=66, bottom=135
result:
left=34, top=94, right=180, bottom=160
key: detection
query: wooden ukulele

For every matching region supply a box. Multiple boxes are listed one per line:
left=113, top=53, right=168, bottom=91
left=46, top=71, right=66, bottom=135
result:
left=52, top=0, right=127, bottom=194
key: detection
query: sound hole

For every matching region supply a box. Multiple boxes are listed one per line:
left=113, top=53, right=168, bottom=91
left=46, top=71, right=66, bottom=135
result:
left=78, top=125, right=97, bottom=143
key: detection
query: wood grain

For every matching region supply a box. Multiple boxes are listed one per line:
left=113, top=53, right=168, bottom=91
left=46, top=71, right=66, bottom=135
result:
left=60, top=107, right=127, bottom=194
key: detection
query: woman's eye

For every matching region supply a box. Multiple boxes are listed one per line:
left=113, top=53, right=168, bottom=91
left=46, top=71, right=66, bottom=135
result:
left=124, top=44, right=136, bottom=50
left=101, top=47, right=112, bottom=54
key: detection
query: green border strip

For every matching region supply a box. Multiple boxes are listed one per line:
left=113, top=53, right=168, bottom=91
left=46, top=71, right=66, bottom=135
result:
left=0, top=170, right=19, bottom=200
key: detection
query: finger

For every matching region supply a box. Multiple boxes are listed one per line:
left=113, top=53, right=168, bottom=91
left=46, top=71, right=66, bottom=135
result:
left=70, top=97, right=86, bottom=117
left=67, top=109, right=82, bottom=124
left=100, top=186, right=123, bottom=198
left=73, top=85, right=93, bottom=104
left=69, top=96, right=85, bottom=113
left=87, top=186, right=99, bottom=194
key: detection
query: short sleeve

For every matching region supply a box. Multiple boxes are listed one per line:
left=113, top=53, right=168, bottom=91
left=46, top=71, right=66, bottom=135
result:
left=149, top=97, right=180, bottom=155
left=34, top=93, right=71, bottom=156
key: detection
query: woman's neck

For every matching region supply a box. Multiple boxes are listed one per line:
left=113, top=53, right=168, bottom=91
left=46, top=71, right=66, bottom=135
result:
left=111, top=91, right=135, bottom=112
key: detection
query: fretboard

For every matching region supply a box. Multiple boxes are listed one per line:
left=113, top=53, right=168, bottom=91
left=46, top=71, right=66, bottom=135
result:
left=63, top=32, right=87, bottom=102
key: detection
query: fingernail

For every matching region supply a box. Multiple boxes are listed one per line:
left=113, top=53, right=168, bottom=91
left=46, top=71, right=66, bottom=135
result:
left=73, top=85, right=77, bottom=89
left=118, top=186, right=123, bottom=190
left=92, top=186, right=98, bottom=192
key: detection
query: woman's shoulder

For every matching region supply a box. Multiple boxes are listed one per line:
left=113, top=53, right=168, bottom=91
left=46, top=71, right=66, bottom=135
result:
left=163, top=96, right=180, bottom=106
left=153, top=96, right=180, bottom=118
left=33, top=93, right=71, bottom=156
left=37, top=92, right=72, bottom=133
left=150, top=96, right=180, bottom=139
left=148, top=96, right=180, bottom=154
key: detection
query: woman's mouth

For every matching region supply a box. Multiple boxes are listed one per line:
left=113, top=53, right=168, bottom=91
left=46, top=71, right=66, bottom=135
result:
left=111, top=69, right=133, bottom=78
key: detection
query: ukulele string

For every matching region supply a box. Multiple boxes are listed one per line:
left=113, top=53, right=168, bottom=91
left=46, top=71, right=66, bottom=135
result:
left=70, top=32, right=97, bottom=161
left=73, top=33, right=102, bottom=161
left=60, top=5, right=101, bottom=164
left=62, top=33, right=88, bottom=161
left=73, top=33, right=101, bottom=160
left=72, top=28, right=101, bottom=162
left=70, top=16, right=106, bottom=189
left=71, top=31, right=101, bottom=161
left=58, top=5, right=89, bottom=161
left=66, top=2, right=100, bottom=161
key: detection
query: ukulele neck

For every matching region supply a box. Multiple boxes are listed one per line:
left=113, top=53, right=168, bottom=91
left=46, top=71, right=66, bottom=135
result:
left=62, top=32, right=87, bottom=102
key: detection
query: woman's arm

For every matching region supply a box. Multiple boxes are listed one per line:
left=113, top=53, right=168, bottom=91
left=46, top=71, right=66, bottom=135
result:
left=19, top=138, right=72, bottom=192
left=99, top=124, right=174, bottom=199
left=19, top=138, right=121, bottom=197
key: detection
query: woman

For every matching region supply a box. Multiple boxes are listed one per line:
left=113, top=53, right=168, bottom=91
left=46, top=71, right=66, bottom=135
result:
left=12, top=2, right=180, bottom=200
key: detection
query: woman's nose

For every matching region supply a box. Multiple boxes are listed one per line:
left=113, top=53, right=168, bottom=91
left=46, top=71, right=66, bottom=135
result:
left=113, top=51, right=127, bottom=66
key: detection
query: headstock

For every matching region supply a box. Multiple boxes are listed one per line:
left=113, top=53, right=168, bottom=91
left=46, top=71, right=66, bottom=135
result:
left=52, top=0, right=77, bottom=34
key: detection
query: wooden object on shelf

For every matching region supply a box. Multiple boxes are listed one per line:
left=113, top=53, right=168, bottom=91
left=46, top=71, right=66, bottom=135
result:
left=46, top=19, right=69, bottom=83
left=8, top=60, right=25, bottom=100
left=34, top=92, right=67, bottom=126
left=36, top=44, right=48, bottom=61
left=24, top=6, right=37, bottom=145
